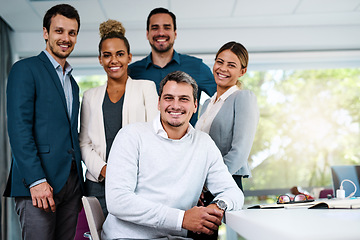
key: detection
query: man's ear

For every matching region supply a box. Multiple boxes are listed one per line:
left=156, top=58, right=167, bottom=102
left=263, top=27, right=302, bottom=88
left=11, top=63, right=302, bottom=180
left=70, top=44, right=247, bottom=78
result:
left=193, top=99, right=198, bottom=113
left=43, top=27, right=49, bottom=42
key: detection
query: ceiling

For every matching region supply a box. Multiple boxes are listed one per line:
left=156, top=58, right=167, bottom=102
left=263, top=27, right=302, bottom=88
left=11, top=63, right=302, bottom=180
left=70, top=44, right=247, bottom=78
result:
left=1, top=0, right=360, bottom=74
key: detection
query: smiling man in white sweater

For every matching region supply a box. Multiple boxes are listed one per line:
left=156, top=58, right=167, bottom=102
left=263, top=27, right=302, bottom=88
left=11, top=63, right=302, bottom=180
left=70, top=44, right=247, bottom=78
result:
left=101, top=71, right=244, bottom=240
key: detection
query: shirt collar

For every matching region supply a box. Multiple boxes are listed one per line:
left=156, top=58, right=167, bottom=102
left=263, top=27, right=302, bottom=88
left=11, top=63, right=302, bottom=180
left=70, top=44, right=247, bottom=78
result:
left=172, top=50, right=181, bottom=64
left=145, top=50, right=181, bottom=69
left=145, top=54, right=153, bottom=68
left=211, top=85, right=239, bottom=103
left=153, top=113, right=193, bottom=140
left=43, top=50, right=73, bottom=75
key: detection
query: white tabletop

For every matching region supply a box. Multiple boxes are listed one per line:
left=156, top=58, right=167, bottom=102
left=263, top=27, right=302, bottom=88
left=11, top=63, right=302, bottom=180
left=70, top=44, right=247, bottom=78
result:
left=225, top=208, right=360, bottom=240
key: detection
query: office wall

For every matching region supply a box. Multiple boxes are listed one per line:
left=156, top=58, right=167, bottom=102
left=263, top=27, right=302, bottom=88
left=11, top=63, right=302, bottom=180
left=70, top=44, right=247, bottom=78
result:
left=0, top=17, right=21, bottom=240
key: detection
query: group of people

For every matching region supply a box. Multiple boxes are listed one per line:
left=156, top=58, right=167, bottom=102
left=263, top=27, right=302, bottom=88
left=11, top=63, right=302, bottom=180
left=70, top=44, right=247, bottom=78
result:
left=4, top=3, right=259, bottom=240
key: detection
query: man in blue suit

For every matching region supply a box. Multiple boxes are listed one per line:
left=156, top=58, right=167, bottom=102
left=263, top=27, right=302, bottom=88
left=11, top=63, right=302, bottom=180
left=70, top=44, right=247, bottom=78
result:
left=4, top=4, right=84, bottom=239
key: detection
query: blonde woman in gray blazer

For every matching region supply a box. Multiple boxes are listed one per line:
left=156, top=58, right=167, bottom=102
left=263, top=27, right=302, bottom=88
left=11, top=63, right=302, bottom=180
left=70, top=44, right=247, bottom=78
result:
left=196, top=41, right=259, bottom=191
left=79, top=20, right=158, bottom=216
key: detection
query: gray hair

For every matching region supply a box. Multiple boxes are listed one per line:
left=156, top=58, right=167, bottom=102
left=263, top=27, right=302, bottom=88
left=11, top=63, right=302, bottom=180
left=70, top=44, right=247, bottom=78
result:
left=159, top=71, right=198, bottom=101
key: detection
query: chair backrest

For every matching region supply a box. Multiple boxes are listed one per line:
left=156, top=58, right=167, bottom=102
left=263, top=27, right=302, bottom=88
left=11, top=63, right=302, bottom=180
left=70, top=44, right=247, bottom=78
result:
left=319, top=188, right=334, bottom=198
left=82, top=196, right=105, bottom=240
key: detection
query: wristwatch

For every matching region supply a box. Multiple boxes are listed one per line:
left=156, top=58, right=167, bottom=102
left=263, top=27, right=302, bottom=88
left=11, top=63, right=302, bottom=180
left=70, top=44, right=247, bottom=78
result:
left=211, top=199, right=227, bottom=211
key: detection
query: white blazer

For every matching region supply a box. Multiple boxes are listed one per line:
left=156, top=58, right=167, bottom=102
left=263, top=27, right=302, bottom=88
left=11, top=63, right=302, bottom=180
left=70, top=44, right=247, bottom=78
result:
left=79, top=77, right=159, bottom=182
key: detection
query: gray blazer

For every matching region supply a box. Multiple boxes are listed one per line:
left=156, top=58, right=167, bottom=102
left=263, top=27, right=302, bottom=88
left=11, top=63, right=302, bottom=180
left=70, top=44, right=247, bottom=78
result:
left=199, top=90, right=259, bottom=177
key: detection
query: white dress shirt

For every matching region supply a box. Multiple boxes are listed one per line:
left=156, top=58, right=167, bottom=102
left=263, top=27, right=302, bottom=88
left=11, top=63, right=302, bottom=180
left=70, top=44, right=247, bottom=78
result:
left=196, top=85, right=239, bottom=133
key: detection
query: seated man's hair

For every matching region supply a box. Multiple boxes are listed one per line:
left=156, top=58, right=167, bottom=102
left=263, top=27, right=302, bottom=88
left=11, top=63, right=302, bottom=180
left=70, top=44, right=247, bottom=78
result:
left=159, top=71, right=198, bottom=101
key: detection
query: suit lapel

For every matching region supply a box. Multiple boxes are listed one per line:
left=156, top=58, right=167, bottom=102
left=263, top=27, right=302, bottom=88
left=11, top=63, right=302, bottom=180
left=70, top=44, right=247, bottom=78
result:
left=38, top=52, right=70, bottom=121
left=70, top=76, right=79, bottom=125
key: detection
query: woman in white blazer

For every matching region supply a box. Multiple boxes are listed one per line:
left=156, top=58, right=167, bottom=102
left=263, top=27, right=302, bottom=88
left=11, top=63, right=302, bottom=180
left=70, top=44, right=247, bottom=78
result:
left=195, top=41, right=259, bottom=191
left=79, top=20, right=158, bottom=216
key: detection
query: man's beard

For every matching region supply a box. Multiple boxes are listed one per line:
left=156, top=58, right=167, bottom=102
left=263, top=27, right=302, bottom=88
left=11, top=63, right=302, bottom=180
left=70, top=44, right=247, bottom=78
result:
left=160, top=111, right=186, bottom=128
left=150, top=41, right=174, bottom=53
left=167, top=120, right=185, bottom=128
left=49, top=42, right=72, bottom=59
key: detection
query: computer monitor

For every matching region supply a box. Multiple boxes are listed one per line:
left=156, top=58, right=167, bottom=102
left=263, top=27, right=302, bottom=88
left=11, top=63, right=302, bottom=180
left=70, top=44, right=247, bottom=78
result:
left=331, top=165, right=360, bottom=197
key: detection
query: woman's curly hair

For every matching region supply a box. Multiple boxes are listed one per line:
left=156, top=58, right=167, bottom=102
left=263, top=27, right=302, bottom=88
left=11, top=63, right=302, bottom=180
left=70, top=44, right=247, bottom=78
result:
left=99, top=19, right=125, bottom=38
left=98, top=19, right=130, bottom=55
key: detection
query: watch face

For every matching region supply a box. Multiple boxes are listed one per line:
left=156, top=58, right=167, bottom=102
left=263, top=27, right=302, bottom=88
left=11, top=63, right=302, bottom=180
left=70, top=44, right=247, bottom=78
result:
left=217, top=200, right=227, bottom=210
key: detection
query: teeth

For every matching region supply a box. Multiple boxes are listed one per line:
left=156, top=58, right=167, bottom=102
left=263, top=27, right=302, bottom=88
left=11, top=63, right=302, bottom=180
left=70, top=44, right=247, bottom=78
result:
left=60, top=45, right=68, bottom=48
left=157, top=39, right=166, bottom=42
left=218, top=73, right=228, bottom=78
left=110, top=67, right=120, bottom=70
left=170, top=112, right=181, bottom=115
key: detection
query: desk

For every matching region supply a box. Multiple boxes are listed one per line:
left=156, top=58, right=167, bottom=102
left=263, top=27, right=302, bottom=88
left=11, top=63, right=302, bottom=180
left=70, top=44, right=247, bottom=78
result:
left=225, top=208, right=360, bottom=240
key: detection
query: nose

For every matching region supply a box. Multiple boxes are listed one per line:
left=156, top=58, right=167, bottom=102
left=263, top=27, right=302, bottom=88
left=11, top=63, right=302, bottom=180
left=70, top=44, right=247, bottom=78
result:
left=219, top=66, right=227, bottom=72
left=157, top=27, right=165, bottom=36
left=62, top=33, right=70, bottom=42
left=172, top=99, right=181, bottom=109
left=110, top=55, right=119, bottom=64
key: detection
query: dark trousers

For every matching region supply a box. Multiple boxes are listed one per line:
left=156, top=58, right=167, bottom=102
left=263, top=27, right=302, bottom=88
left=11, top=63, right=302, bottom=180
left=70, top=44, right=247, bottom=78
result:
left=188, top=175, right=243, bottom=240
left=85, top=179, right=108, bottom=217
left=15, top=170, right=82, bottom=240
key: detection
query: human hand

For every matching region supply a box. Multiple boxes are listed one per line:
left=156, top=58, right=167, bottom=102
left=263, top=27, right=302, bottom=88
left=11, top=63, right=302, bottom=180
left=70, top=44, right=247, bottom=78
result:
left=182, top=206, right=223, bottom=235
left=29, top=182, right=56, bottom=212
left=100, top=165, right=107, bottom=178
left=207, top=203, right=225, bottom=215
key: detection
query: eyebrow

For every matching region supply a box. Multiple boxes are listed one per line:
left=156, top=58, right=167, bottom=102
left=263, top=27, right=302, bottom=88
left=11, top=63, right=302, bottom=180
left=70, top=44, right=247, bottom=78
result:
left=178, top=95, right=191, bottom=99
left=151, top=23, right=172, bottom=28
left=54, top=26, right=76, bottom=31
left=102, top=50, right=126, bottom=54
left=217, top=57, right=238, bottom=66
left=163, top=93, right=191, bottom=99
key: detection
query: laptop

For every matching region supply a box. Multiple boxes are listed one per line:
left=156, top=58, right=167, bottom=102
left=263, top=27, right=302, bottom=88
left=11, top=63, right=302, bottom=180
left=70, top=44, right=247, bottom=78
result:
left=331, top=165, right=360, bottom=197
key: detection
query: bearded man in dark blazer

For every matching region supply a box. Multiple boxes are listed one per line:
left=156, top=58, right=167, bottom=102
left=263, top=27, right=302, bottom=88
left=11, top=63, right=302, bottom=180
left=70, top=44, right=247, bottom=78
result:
left=4, top=4, right=84, bottom=240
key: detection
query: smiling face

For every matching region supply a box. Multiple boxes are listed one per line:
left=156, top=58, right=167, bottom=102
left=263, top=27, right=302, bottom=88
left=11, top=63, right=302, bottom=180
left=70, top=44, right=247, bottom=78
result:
left=146, top=13, right=177, bottom=53
left=213, top=49, right=247, bottom=92
left=98, top=38, right=132, bottom=82
left=43, top=14, right=78, bottom=65
left=158, top=80, right=197, bottom=137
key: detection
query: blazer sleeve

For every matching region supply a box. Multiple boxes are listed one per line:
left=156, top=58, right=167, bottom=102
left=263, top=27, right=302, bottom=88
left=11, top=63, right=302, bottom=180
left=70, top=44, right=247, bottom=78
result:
left=199, top=98, right=210, bottom=117
left=223, top=90, right=259, bottom=175
left=79, top=90, right=106, bottom=181
left=204, top=137, right=244, bottom=211
left=143, top=81, right=159, bottom=122
left=7, top=60, right=46, bottom=186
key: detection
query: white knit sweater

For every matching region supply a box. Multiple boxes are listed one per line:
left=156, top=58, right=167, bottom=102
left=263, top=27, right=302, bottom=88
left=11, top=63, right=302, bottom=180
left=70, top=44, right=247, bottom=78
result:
left=102, top=115, right=244, bottom=239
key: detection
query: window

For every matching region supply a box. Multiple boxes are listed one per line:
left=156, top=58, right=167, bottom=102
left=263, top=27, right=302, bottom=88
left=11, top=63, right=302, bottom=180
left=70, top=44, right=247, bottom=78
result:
left=242, top=68, right=360, bottom=201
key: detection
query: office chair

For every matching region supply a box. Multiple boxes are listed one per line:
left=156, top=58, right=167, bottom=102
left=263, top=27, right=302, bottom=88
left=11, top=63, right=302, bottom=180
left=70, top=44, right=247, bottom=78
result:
left=319, top=189, right=334, bottom=199
left=82, top=196, right=105, bottom=240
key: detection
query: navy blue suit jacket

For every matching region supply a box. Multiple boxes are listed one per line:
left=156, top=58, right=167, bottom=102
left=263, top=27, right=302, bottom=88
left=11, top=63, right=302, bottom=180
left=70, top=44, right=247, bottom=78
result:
left=4, top=52, right=84, bottom=197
